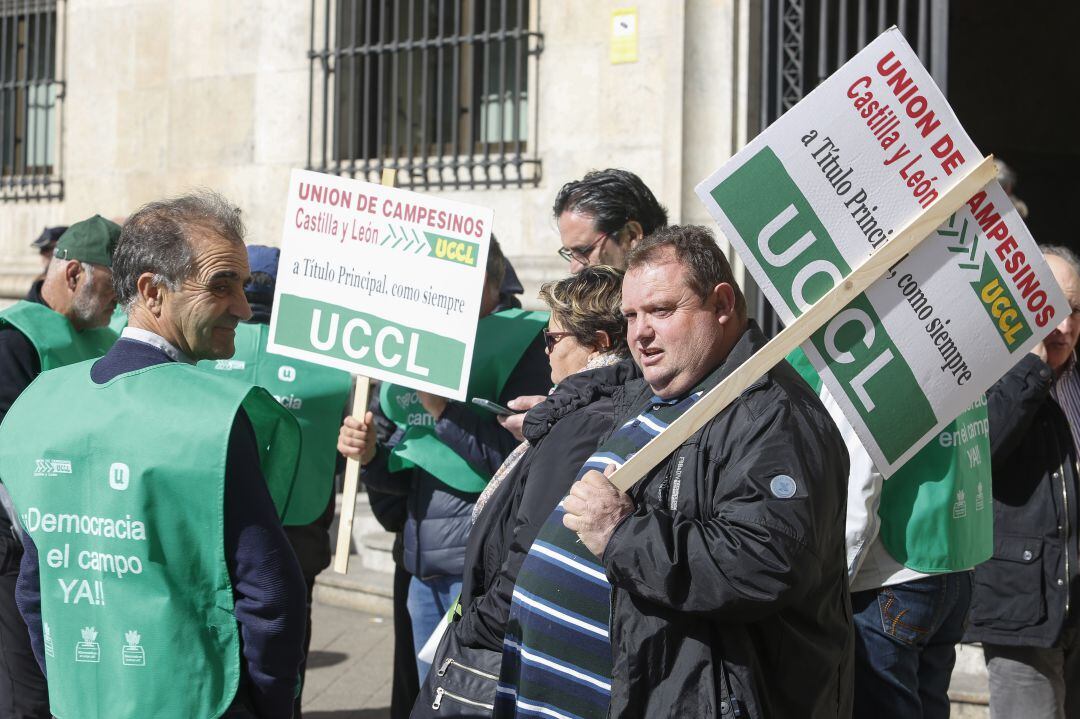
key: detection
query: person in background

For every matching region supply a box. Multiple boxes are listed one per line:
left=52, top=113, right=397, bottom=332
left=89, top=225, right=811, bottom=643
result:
left=338, top=238, right=551, bottom=682
left=410, top=266, right=636, bottom=714
left=0, top=215, right=119, bottom=719
left=499, top=169, right=669, bottom=442
left=966, top=245, right=1080, bottom=719
left=200, top=244, right=353, bottom=718
left=29, top=226, right=67, bottom=280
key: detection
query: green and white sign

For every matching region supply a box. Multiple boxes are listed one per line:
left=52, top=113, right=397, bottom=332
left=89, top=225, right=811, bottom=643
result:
left=268, top=169, right=494, bottom=400
left=696, top=28, right=1067, bottom=476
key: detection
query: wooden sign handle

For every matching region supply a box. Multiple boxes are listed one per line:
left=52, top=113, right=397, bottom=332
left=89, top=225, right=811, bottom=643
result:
left=333, top=167, right=397, bottom=574
left=608, top=155, right=998, bottom=492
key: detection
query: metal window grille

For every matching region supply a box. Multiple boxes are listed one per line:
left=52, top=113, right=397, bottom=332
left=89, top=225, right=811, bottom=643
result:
left=755, top=0, right=948, bottom=336
left=0, top=0, right=62, bottom=202
left=308, top=0, right=543, bottom=190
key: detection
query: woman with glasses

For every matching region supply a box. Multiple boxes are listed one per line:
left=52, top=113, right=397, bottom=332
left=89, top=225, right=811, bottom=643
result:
left=413, top=266, right=638, bottom=715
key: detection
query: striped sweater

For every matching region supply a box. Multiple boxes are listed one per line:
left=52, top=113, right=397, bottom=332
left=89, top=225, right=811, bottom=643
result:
left=494, top=390, right=704, bottom=718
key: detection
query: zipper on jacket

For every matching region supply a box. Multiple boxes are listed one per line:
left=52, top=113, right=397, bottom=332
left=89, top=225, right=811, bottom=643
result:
left=432, top=686, right=495, bottom=711
left=1061, top=459, right=1072, bottom=618
left=436, top=657, right=498, bottom=681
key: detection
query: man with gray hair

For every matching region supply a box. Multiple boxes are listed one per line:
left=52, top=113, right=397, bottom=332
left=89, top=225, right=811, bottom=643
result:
left=0, top=191, right=307, bottom=719
left=965, top=245, right=1080, bottom=718
left=0, top=214, right=119, bottom=719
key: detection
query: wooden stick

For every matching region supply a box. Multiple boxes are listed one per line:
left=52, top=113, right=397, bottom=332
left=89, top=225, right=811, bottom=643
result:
left=333, top=167, right=397, bottom=574
left=609, top=155, right=997, bottom=492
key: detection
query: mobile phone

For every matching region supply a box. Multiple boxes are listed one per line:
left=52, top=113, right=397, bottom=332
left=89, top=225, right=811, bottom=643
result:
left=471, top=397, right=517, bottom=416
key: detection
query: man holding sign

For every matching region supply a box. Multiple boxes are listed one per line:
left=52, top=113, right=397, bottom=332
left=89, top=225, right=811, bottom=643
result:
left=496, top=226, right=851, bottom=718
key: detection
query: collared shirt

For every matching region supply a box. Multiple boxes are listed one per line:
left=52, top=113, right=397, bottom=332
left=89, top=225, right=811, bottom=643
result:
left=1051, top=352, right=1080, bottom=458
left=120, top=326, right=193, bottom=365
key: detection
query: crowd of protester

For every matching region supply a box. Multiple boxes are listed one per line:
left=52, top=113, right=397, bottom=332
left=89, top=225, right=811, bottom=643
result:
left=0, top=164, right=1076, bottom=719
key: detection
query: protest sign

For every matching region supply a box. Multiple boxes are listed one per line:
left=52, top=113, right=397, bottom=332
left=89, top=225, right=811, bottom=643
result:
left=268, top=168, right=494, bottom=401
left=692, top=27, right=1066, bottom=477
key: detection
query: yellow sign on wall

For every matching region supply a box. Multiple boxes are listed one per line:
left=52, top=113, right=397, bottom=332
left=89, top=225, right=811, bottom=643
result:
left=610, top=8, right=638, bottom=64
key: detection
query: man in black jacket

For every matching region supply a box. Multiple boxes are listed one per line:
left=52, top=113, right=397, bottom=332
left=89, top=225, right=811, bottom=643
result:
left=966, top=245, right=1080, bottom=718
left=562, top=225, right=852, bottom=717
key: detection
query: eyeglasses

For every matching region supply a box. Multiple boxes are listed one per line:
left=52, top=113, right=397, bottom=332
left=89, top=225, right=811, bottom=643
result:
left=543, top=330, right=573, bottom=352
left=557, top=233, right=611, bottom=265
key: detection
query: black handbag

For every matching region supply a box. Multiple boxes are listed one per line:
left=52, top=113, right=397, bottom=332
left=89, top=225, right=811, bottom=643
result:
left=412, top=622, right=501, bottom=718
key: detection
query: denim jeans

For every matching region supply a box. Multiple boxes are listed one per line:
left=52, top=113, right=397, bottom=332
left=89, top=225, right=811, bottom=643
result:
left=407, top=574, right=462, bottom=683
left=851, top=572, right=973, bottom=719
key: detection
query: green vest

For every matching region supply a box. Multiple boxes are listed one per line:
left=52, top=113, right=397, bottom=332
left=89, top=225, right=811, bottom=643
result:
left=788, top=348, right=992, bottom=572
left=199, top=322, right=352, bottom=525
left=0, top=361, right=301, bottom=719
left=381, top=308, right=548, bottom=493
left=108, top=305, right=128, bottom=335
left=0, top=301, right=117, bottom=373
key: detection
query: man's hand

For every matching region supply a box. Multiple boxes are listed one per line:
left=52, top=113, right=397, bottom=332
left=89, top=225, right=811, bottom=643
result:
left=337, top=412, right=378, bottom=465
left=496, top=395, right=546, bottom=442
left=416, top=391, right=449, bottom=420
left=562, top=465, right=634, bottom=558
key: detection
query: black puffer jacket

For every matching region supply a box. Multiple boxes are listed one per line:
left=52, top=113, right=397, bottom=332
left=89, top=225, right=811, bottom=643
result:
left=362, top=334, right=551, bottom=579
left=601, top=324, right=853, bottom=718
left=454, top=358, right=641, bottom=651
left=965, top=354, right=1080, bottom=647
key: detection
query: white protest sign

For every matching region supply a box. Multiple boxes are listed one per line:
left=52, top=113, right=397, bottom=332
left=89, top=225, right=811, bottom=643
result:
left=268, top=169, right=494, bottom=401
left=695, top=28, right=1067, bottom=476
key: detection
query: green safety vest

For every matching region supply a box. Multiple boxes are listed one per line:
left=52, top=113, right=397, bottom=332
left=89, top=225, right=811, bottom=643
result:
left=381, top=308, right=548, bottom=493
left=199, top=322, right=352, bottom=525
left=108, top=305, right=128, bottom=335
left=0, top=361, right=301, bottom=719
left=788, top=348, right=992, bottom=572
left=0, top=301, right=117, bottom=373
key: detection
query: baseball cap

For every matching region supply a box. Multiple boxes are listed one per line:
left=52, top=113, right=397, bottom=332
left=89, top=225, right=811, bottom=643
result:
left=53, top=215, right=121, bottom=268
left=31, top=226, right=67, bottom=252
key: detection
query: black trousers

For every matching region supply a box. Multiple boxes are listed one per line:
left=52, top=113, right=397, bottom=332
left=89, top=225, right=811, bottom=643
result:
left=0, top=533, right=49, bottom=719
left=392, top=564, right=419, bottom=719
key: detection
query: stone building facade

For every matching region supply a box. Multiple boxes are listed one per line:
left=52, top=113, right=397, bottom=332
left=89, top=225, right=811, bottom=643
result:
left=0, top=0, right=756, bottom=305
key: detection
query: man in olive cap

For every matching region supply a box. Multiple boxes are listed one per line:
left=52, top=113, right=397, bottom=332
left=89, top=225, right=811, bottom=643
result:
left=0, top=213, right=120, bottom=719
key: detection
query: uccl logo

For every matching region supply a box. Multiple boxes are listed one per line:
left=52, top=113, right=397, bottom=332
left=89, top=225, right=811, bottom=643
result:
left=34, top=459, right=72, bottom=477
left=425, top=232, right=479, bottom=267
left=937, top=212, right=1031, bottom=353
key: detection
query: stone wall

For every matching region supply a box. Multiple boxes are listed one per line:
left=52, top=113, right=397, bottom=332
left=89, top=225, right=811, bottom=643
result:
left=0, top=0, right=750, bottom=304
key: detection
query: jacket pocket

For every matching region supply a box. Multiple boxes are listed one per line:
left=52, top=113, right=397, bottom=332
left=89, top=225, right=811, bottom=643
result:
left=970, top=535, right=1046, bottom=630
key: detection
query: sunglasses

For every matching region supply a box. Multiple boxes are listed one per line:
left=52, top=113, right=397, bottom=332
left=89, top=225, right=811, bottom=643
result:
left=543, top=330, right=573, bottom=352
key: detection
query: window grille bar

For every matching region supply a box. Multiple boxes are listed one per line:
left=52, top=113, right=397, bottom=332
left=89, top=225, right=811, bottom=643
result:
left=434, top=0, right=445, bottom=178
left=309, top=0, right=540, bottom=190
left=1, top=0, right=61, bottom=201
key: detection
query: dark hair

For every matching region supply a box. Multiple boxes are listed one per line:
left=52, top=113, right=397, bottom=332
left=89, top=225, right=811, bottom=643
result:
left=486, top=235, right=507, bottom=289
left=626, top=225, right=747, bottom=319
left=114, top=190, right=245, bottom=310
left=538, top=265, right=629, bottom=356
left=552, top=169, right=668, bottom=240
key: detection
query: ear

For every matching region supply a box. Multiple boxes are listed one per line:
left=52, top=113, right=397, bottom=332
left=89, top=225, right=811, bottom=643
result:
left=64, top=260, right=82, bottom=290
left=624, top=220, right=645, bottom=248
left=136, top=272, right=165, bottom=317
left=593, top=329, right=612, bottom=353
left=712, top=283, right=738, bottom=323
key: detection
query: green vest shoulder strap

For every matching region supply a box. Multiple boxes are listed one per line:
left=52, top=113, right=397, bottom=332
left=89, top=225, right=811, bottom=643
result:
left=199, top=323, right=351, bottom=525
left=381, top=308, right=548, bottom=493
left=0, top=301, right=118, bottom=371
left=0, top=361, right=299, bottom=719
left=786, top=348, right=992, bottom=573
